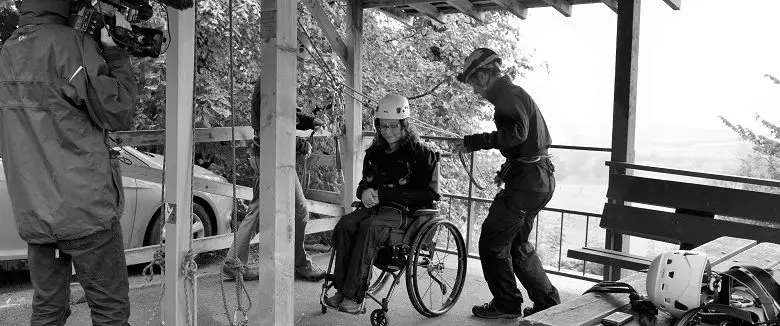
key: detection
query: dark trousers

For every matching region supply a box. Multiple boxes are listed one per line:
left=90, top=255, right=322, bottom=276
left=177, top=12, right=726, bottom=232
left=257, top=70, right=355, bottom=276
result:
left=479, top=173, right=560, bottom=314
left=332, top=207, right=402, bottom=301
left=27, top=220, right=130, bottom=326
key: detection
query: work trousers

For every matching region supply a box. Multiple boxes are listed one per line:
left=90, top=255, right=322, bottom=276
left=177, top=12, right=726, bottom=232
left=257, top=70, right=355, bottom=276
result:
left=479, top=159, right=560, bottom=314
left=27, top=220, right=130, bottom=326
left=226, top=155, right=312, bottom=269
left=332, top=206, right=404, bottom=301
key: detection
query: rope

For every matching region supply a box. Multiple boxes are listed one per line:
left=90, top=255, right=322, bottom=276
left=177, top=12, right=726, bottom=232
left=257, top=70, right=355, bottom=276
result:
left=181, top=249, right=198, bottom=326
left=219, top=0, right=252, bottom=324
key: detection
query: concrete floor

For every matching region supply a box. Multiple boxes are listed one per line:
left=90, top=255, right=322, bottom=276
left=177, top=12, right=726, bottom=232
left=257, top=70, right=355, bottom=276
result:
left=0, top=253, right=596, bottom=326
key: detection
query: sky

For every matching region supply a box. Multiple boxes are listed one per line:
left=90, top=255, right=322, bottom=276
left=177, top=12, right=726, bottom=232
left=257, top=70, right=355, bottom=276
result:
left=505, top=0, right=780, bottom=173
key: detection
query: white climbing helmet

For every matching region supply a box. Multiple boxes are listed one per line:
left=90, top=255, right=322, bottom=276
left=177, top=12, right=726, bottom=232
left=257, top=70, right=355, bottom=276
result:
left=646, top=250, right=711, bottom=318
left=375, top=94, right=410, bottom=120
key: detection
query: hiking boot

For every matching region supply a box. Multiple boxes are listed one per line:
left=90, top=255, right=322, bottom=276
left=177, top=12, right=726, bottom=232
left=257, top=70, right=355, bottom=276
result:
left=221, top=262, right=259, bottom=282
left=324, top=292, right=344, bottom=308
left=338, top=297, right=364, bottom=314
left=523, top=305, right=543, bottom=317
left=295, top=263, right=326, bottom=281
left=472, top=301, right=523, bottom=319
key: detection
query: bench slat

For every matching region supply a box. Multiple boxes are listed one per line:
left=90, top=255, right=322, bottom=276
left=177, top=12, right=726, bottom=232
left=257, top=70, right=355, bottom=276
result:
left=607, top=174, right=780, bottom=223
left=567, top=247, right=652, bottom=271
left=601, top=203, right=780, bottom=247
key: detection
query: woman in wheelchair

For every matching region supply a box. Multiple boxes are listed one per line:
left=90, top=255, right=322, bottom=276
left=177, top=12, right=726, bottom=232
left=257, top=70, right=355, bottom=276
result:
left=324, top=94, right=441, bottom=313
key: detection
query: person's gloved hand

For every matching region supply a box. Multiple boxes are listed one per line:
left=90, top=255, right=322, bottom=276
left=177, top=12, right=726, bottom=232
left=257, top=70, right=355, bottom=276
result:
left=361, top=188, right=379, bottom=208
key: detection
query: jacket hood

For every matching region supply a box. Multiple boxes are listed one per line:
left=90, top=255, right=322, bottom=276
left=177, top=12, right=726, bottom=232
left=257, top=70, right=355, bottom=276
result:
left=19, top=0, right=72, bottom=26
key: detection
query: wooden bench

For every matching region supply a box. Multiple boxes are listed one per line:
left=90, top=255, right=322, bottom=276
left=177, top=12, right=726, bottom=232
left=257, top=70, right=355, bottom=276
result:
left=522, top=236, right=780, bottom=326
left=568, top=161, right=780, bottom=276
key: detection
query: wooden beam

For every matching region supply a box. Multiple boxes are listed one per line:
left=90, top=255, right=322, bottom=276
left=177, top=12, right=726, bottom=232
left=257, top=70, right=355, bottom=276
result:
left=379, top=7, right=414, bottom=26
left=540, top=0, right=572, bottom=17
left=601, top=0, right=618, bottom=13
left=362, top=0, right=437, bottom=8
left=446, top=0, right=483, bottom=22
left=162, top=6, right=196, bottom=326
left=662, top=0, right=681, bottom=10
left=605, top=0, right=641, bottom=281
left=490, top=0, right=528, bottom=20
left=258, top=0, right=297, bottom=324
left=301, top=0, right=349, bottom=64
left=343, top=0, right=364, bottom=214
left=110, top=127, right=329, bottom=147
left=409, top=3, right=445, bottom=24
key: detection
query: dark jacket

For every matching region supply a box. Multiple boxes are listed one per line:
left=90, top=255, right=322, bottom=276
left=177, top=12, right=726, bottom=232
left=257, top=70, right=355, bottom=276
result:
left=249, top=79, right=322, bottom=155
left=463, top=76, right=554, bottom=192
left=356, top=139, right=440, bottom=212
left=0, top=0, right=137, bottom=244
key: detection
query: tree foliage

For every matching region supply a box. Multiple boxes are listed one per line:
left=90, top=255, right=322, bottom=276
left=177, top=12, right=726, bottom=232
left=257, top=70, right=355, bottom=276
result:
left=720, top=74, right=780, bottom=186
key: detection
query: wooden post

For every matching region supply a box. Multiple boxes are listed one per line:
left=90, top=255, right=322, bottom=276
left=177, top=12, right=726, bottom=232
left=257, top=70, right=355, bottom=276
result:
left=163, top=6, right=196, bottom=326
left=257, top=0, right=297, bottom=324
left=606, top=0, right=641, bottom=281
left=341, top=0, right=364, bottom=210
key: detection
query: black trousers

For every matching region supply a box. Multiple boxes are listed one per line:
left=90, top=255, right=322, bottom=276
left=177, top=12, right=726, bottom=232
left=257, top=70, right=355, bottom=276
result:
left=479, top=161, right=560, bottom=314
left=331, top=206, right=404, bottom=301
left=27, top=221, right=130, bottom=326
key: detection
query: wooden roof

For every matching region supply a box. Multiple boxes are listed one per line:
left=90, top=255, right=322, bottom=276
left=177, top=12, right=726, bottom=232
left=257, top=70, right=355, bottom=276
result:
left=363, top=0, right=680, bottom=22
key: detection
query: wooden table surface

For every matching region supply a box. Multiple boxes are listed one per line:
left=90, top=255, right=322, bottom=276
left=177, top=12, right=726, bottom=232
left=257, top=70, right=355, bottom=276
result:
left=519, top=236, right=780, bottom=326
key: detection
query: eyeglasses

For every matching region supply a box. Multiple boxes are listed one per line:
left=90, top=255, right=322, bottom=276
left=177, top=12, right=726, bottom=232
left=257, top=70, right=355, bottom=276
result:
left=378, top=124, right=401, bottom=131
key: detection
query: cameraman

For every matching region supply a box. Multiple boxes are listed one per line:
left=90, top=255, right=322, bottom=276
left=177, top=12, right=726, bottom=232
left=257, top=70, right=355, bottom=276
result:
left=0, top=0, right=136, bottom=325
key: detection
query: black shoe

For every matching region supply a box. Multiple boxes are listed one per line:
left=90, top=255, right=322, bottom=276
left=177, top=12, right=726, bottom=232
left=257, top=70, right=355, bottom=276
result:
left=524, top=304, right=553, bottom=317
left=472, top=301, right=523, bottom=319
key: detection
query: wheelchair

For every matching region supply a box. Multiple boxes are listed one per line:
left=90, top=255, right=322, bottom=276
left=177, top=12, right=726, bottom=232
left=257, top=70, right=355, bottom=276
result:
left=319, top=201, right=468, bottom=326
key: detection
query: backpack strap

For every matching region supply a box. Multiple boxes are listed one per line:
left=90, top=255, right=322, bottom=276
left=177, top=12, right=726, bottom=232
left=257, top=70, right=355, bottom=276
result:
left=719, top=266, right=780, bottom=323
left=583, top=282, right=658, bottom=326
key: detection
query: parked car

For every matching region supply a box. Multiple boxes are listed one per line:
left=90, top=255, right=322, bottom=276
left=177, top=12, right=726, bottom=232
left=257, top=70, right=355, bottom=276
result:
left=0, top=147, right=233, bottom=270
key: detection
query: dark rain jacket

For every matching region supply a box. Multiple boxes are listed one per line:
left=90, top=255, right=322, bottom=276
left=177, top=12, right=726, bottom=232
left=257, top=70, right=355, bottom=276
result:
left=0, top=0, right=137, bottom=244
left=463, top=75, right=554, bottom=192
left=356, top=138, right=440, bottom=212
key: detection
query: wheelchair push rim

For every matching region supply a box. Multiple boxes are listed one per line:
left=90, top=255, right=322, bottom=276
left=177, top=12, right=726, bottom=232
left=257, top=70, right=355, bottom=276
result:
left=406, top=219, right=467, bottom=317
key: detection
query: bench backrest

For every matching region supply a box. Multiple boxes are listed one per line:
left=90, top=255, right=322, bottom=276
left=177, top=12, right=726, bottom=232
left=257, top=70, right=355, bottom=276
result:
left=601, top=161, right=780, bottom=247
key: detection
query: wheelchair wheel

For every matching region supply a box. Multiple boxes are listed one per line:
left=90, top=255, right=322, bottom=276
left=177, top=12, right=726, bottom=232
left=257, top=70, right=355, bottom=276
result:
left=370, top=309, right=389, bottom=326
left=406, top=219, right=467, bottom=317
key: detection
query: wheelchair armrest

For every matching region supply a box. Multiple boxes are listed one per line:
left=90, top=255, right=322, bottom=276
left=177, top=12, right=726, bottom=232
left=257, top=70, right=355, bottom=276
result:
left=413, top=209, right=438, bottom=217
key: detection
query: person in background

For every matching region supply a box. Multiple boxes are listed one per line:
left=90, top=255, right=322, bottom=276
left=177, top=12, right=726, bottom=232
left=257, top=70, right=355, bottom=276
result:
left=324, top=94, right=440, bottom=313
left=453, top=48, right=560, bottom=319
left=220, top=79, right=327, bottom=282
left=0, top=0, right=137, bottom=324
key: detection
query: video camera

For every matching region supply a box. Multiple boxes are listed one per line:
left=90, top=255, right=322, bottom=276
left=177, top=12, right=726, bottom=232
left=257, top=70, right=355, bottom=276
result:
left=69, top=0, right=164, bottom=58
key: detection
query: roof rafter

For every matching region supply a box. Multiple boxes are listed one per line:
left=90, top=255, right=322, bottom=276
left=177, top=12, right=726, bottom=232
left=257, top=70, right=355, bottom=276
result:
left=409, top=3, right=445, bottom=24
left=601, top=0, right=617, bottom=13
left=446, top=0, right=484, bottom=23
left=662, top=0, right=681, bottom=10
left=363, top=0, right=436, bottom=9
left=540, top=0, right=572, bottom=17
left=489, top=0, right=528, bottom=20
left=301, top=0, right=349, bottom=63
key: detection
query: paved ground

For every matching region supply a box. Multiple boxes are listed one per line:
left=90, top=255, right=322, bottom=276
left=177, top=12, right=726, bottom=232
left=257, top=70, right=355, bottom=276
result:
left=0, top=253, right=595, bottom=326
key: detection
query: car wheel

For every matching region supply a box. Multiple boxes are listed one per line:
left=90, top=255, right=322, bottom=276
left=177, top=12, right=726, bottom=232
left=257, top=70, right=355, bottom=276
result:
left=144, top=202, right=214, bottom=246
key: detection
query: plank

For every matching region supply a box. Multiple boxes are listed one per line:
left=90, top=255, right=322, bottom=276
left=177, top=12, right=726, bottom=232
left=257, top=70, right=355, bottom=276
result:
left=605, top=0, right=641, bottom=280
left=540, top=0, right=572, bottom=17
left=601, top=203, right=780, bottom=247
left=567, top=247, right=652, bottom=271
left=301, top=0, right=349, bottom=64
left=305, top=189, right=343, bottom=205
left=601, top=0, right=617, bottom=13
left=409, top=3, right=445, bottom=24
left=490, top=0, right=528, bottom=19
left=520, top=237, right=758, bottom=326
left=661, top=0, right=681, bottom=10
left=257, top=1, right=297, bottom=324
left=606, top=161, right=780, bottom=188
left=446, top=0, right=483, bottom=22
left=162, top=7, right=197, bottom=326
left=607, top=174, right=780, bottom=223
left=342, top=0, right=364, bottom=211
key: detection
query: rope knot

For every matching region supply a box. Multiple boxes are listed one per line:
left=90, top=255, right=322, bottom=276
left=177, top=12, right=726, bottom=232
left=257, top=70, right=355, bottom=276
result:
left=181, top=249, right=199, bottom=281
left=142, top=248, right=166, bottom=282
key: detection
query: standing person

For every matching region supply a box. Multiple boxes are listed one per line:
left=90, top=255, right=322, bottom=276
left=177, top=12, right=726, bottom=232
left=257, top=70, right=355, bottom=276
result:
left=220, top=79, right=326, bottom=282
left=0, top=0, right=137, bottom=325
left=453, top=48, right=560, bottom=319
left=324, top=94, right=440, bottom=313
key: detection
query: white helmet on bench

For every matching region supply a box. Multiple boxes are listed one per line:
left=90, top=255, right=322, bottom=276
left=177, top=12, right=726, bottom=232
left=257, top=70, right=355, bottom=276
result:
left=646, top=250, right=711, bottom=318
